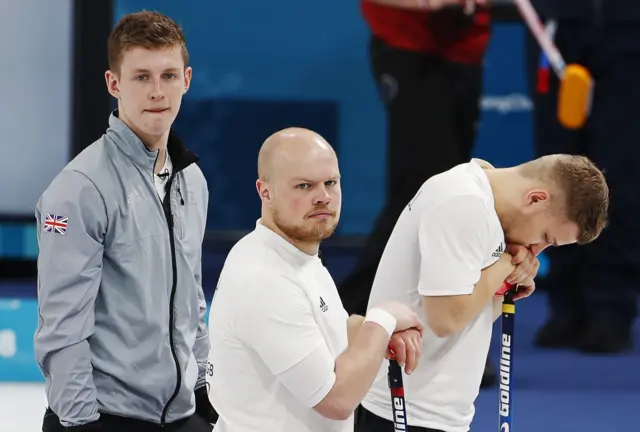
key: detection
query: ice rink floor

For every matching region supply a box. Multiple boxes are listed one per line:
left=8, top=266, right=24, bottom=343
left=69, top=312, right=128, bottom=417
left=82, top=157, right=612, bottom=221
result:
left=0, top=383, right=47, bottom=432
left=1, top=252, right=638, bottom=431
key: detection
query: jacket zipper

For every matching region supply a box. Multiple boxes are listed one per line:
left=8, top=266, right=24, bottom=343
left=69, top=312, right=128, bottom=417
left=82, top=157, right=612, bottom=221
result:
left=160, top=175, right=182, bottom=427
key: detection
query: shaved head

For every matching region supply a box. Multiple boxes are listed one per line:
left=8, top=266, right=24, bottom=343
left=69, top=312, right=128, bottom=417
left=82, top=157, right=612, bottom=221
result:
left=258, top=127, right=336, bottom=182
left=256, top=127, right=341, bottom=254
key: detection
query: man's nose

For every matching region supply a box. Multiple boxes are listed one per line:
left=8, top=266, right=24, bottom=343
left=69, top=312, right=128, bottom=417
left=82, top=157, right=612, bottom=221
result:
left=312, top=186, right=331, bottom=205
left=149, top=79, right=164, bottom=100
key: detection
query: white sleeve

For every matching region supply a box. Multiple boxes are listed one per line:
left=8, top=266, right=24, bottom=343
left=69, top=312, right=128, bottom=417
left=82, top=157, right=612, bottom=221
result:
left=237, top=274, right=336, bottom=405
left=277, top=345, right=336, bottom=408
left=418, top=194, right=492, bottom=297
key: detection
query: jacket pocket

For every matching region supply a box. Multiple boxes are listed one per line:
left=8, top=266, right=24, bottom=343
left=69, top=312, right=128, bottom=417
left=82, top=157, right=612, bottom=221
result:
left=120, top=189, right=166, bottom=241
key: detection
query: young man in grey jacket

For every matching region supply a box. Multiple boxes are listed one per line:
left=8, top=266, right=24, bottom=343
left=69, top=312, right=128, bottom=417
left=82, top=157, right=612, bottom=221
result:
left=35, top=11, right=216, bottom=432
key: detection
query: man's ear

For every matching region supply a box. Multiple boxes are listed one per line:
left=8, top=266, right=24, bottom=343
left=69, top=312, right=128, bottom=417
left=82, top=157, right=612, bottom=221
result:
left=105, top=70, right=120, bottom=99
left=527, top=190, right=550, bottom=205
left=256, top=179, right=271, bottom=201
left=520, top=189, right=550, bottom=216
left=183, top=66, right=193, bottom=95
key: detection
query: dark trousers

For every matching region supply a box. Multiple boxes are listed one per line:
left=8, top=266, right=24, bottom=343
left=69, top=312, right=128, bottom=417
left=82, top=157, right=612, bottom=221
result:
left=339, top=35, right=483, bottom=315
left=527, top=19, right=640, bottom=326
left=42, top=407, right=213, bottom=432
left=355, top=405, right=446, bottom=432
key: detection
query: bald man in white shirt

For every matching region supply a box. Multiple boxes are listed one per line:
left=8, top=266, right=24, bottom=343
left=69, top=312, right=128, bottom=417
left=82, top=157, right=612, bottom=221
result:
left=206, top=128, right=424, bottom=432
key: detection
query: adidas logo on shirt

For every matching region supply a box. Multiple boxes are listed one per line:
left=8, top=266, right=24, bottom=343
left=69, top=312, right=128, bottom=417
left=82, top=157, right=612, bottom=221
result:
left=319, top=296, right=328, bottom=313
left=492, top=243, right=505, bottom=258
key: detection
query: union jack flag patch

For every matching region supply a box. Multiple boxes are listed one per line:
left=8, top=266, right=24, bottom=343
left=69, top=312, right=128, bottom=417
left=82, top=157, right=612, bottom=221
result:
left=43, top=213, right=68, bottom=235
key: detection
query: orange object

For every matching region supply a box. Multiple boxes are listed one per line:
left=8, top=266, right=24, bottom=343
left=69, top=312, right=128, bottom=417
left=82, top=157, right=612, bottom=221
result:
left=557, top=64, right=593, bottom=129
left=513, top=0, right=593, bottom=129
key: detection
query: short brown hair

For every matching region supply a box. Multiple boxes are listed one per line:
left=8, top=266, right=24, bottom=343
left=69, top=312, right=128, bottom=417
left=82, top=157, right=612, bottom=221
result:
left=108, top=10, right=189, bottom=73
left=520, top=155, right=609, bottom=244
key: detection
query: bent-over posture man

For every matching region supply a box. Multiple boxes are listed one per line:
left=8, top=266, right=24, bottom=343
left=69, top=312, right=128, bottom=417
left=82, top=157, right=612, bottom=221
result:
left=345, top=0, right=500, bottom=386
left=35, top=11, right=216, bottom=432
left=207, top=128, right=424, bottom=432
left=355, top=156, right=609, bottom=432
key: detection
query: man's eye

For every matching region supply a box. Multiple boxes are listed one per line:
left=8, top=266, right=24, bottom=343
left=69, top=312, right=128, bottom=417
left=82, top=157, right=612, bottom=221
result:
left=296, top=183, right=311, bottom=190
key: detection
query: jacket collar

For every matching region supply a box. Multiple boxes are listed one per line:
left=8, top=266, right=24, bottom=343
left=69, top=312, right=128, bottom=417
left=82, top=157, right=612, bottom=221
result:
left=106, top=110, right=199, bottom=174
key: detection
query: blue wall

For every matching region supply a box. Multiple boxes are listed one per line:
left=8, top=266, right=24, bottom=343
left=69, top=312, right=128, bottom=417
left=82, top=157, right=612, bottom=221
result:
left=0, top=5, right=544, bottom=381
left=0, top=4, right=535, bottom=257
left=114, top=1, right=534, bottom=235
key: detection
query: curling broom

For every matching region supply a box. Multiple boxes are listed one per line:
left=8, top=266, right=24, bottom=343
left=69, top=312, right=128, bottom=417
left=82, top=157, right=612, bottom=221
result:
left=513, top=0, right=593, bottom=129
left=388, top=350, right=408, bottom=431
left=496, top=282, right=516, bottom=432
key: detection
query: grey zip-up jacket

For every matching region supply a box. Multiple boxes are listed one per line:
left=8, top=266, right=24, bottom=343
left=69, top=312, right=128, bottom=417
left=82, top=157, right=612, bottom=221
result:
left=34, top=112, right=210, bottom=427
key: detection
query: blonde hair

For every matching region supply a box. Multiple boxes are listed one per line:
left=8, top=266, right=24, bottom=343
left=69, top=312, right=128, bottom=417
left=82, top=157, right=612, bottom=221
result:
left=519, top=155, right=609, bottom=244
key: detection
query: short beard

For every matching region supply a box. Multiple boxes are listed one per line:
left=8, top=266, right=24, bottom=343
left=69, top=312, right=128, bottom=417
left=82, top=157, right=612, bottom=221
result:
left=272, top=207, right=338, bottom=244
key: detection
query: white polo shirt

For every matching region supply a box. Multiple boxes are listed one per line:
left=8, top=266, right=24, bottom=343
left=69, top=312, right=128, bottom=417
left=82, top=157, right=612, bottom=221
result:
left=207, top=221, right=352, bottom=432
left=361, top=160, right=506, bottom=432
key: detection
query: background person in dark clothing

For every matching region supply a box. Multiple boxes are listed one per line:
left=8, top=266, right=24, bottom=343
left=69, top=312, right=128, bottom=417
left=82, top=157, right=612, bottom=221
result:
left=338, top=0, right=498, bottom=386
left=527, top=0, right=640, bottom=353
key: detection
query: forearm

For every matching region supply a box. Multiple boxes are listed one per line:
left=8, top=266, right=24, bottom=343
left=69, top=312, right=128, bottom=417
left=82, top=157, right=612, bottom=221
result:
left=193, top=283, right=217, bottom=423
left=34, top=277, right=101, bottom=426
left=346, top=314, right=365, bottom=346
left=194, top=285, right=210, bottom=388
left=493, top=295, right=504, bottom=322
left=194, top=333, right=210, bottom=389
left=325, top=322, right=391, bottom=416
left=450, top=262, right=512, bottom=331
left=426, top=259, right=512, bottom=336
left=35, top=340, right=99, bottom=426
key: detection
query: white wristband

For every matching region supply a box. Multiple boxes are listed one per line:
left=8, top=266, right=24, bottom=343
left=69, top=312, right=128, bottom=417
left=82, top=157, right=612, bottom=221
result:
left=364, top=308, right=397, bottom=338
